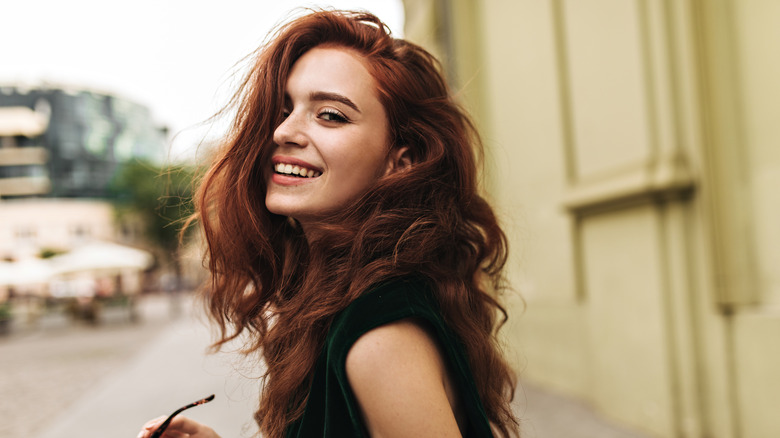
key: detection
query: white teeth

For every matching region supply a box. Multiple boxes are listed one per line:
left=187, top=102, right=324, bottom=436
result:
left=274, top=162, right=321, bottom=178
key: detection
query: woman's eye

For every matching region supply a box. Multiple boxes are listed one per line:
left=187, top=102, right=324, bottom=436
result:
left=281, top=109, right=291, bottom=118
left=319, top=109, right=348, bottom=123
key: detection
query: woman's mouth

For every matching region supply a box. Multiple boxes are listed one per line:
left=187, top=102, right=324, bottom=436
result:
left=273, top=162, right=322, bottom=178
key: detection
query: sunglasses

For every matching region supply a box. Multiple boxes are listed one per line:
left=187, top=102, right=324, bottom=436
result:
left=149, top=394, right=215, bottom=438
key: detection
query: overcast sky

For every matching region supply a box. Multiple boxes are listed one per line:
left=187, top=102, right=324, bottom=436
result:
left=0, top=0, right=404, bottom=161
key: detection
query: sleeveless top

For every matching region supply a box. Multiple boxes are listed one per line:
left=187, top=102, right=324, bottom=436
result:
left=285, top=276, right=495, bottom=437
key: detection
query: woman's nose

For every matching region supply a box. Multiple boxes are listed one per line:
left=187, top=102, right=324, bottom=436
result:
left=273, top=111, right=308, bottom=147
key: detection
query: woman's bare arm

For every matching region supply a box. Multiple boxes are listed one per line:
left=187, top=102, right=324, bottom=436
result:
left=346, top=319, right=463, bottom=438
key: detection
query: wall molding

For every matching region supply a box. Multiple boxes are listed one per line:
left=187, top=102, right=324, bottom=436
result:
left=562, top=154, right=695, bottom=215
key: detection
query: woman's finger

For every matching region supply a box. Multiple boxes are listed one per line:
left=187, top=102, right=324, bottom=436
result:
left=159, top=431, right=190, bottom=438
left=167, top=416, right=205, bottom=435
left=138, top=415, right=219, bottom=438
left=138, top=416, right=166, bottom=438
left=143, top=415, right=167, bottom=428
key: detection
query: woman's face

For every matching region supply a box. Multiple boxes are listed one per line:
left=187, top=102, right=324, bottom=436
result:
left=265, top=46, right=393, bottom=228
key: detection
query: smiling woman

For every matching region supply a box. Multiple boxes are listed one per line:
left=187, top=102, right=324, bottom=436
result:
left=139, top=9, right=518, bottom=438
left=266, top=46, right=401, bottom=228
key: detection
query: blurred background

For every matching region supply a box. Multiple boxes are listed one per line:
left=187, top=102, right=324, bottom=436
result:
left=1, top=1, right=778, bottom=438
left=403, top=1, right=778, bottom=438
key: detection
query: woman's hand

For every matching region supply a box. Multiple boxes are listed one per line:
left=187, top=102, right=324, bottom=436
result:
left=137, top=416, right=221, bottom=438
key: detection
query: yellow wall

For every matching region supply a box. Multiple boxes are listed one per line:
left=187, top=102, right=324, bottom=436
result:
left=403, top=0, right=780, bottom=437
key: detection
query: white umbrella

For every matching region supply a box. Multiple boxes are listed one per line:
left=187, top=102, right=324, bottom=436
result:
left=0, top=257, right=54, bottom=286
left=0, top=261, right=13, bottom=286
left=50, top=241, right=154, bottom=275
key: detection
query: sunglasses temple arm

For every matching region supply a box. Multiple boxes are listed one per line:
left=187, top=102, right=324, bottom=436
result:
left=148, top=395, right=215, bottom=438
left=149, top=408, right=184, bottom=438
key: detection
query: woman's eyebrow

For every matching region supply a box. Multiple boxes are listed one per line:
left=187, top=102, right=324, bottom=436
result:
left=310, top=91, right=361, bottom=113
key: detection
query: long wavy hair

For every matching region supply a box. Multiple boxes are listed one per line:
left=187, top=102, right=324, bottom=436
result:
left=195, top=9, right=518, bottom=438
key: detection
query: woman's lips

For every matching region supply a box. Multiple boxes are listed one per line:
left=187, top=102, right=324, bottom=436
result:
left=271, top=172, right=316, bottom=185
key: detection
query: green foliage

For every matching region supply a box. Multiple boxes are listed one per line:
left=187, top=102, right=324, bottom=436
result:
left=39, top=248, right=67, bottom=259
left=0, top=300, right=11, bottom=320
left=107, top=159, right=198, bottom=259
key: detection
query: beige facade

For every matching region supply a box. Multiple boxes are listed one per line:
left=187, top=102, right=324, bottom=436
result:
left=0, top=199, right=117, bottom=259
left=402, top=1, right=780, bottom=437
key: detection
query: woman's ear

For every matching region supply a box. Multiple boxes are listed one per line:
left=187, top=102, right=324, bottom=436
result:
left=384, top=146, right=412, bottom=175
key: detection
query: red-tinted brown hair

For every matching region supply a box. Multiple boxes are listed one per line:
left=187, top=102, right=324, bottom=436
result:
left=196, top=9, right=518, bottom=438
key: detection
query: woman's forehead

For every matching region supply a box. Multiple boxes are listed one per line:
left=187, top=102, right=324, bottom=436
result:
left=285, top=46, right=382, bottom=108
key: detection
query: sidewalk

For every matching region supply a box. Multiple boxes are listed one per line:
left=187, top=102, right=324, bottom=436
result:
left=34, top=305, right=261, bottom=438
left=517, top=382, right=654, bottom=438
left=33, top=301, right=653, bottom=438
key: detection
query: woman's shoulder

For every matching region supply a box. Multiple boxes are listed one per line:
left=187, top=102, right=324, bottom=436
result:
left=345, top=317, right=447, bottom=384
left=344, top=317, right=464, bottom=437
left=319, top=275, right=494, bottom=437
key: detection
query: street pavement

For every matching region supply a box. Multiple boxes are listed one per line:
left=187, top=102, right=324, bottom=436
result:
left=516, top=382, right=653, bottom=438
left=24, top=295, right=652, bottom=438
left=32, top=298, right=261, bottom=438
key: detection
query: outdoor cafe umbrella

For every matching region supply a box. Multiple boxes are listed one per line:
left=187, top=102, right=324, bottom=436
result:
left=0, top=261, right=11, bottom=286
left=50, top=241, right=154, bottom=275
left=0, top=257, right=54, bottom=287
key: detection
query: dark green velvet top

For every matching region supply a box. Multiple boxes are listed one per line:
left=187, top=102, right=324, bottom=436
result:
left=285, top=276, right=494, bottom=437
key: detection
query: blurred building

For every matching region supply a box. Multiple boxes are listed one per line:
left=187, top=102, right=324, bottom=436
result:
left=0, top=198, right=119, bottom=260
left=403, top=1, right=779, bottom=437
left=0, top=84, right=166, bottom=199
left=0, top=85, right=165, bottom=278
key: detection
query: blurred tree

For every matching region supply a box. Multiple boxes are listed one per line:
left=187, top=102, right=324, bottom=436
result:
left=39, top=248, right=67, bottom=259
left=108, top=159, right=198, bottom=291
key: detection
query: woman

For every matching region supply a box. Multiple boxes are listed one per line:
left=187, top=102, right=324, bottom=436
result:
left=140, top=9, right=518, bottom=438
